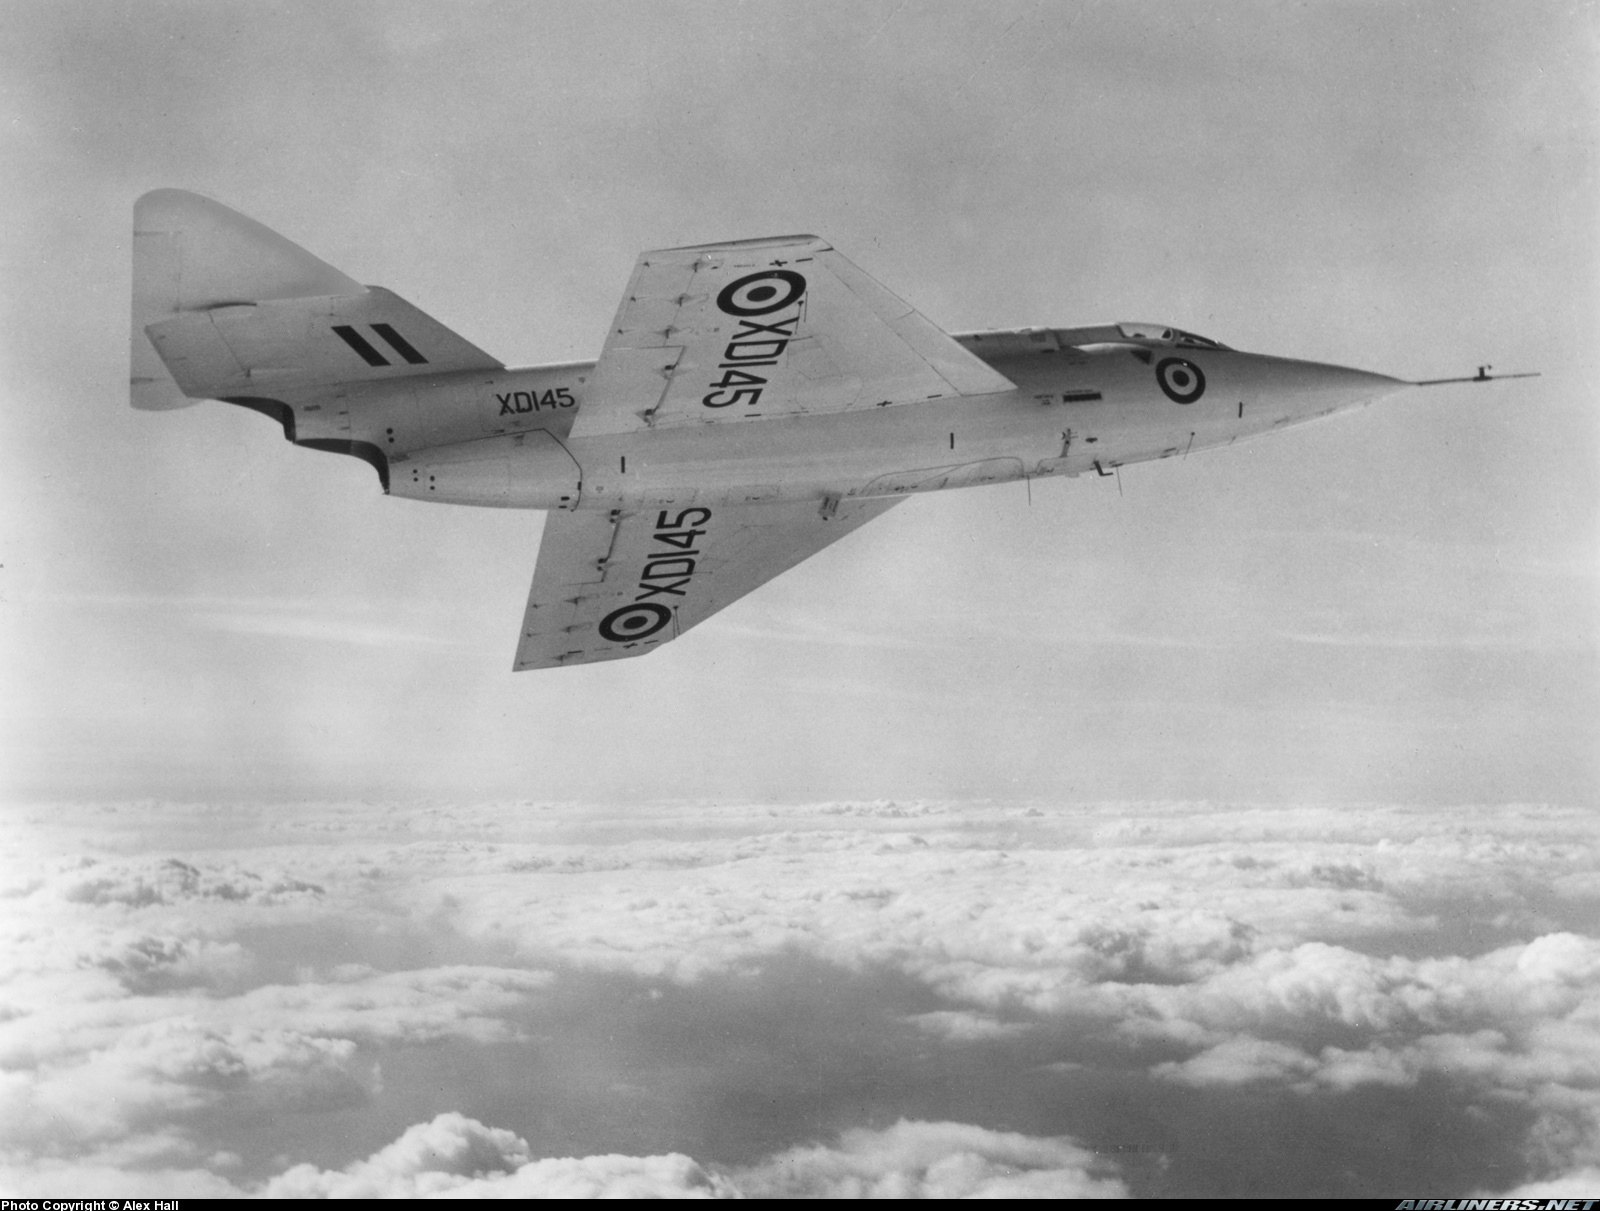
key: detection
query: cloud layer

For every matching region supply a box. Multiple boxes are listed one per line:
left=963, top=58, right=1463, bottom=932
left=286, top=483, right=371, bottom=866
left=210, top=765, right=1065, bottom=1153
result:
left=0, top=798, right=1594, bottom=1196
left=257, top=1113, right=1120, bottom=1199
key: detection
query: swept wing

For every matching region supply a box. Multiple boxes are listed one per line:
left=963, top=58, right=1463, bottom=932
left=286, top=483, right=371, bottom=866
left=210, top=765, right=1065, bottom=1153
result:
left=570, top=235, right=1014, bottom=439
left=514, top=496, right=900, bottom=669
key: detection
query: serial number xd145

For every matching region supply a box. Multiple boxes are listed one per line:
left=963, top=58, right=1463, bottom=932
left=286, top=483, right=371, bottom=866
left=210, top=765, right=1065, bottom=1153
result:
left=702, top=270, right=807, bottom=410
left=596, top=507, right=712, bottom=643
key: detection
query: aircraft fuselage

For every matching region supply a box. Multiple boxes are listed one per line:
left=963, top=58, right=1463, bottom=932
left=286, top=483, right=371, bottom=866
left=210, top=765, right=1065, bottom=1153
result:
left=367, top=336, right=1405, bottom=512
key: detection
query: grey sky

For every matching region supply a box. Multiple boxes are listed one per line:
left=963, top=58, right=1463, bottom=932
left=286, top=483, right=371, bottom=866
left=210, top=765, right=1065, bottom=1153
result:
left=1, top=0, right=1594, bottom=806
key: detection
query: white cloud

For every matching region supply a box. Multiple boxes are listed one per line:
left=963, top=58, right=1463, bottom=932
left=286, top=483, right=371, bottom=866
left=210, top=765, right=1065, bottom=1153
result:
left=733, top=1119, right=1125, bottom=1199
left=907, top=1010, right=1030, bottom=1041
left=1, top=799, right=1594, bottom=1194
left=53, top=856, right=324, bottom=908
left=256, top=1114, right=1119, bottom=1199
left=262, top=1113, right=532, bottom=1198
left=1493, top=1167, right=1600, bottom=1197
left=76, top=930, right=250, bottom=995
left=2, top=1115, right=739, bottom=1199
left=1153, top=1037, right=1319, bottom=1087
left=420, top=825, right=1425, bottom=993
left=1127, top=934, right=1600, bottom=1055
left=0, top=1157, right=246, bottom=1199
left=0, top=963, right=552, bottom=1160
left=438, top=1152, right=736, bottom=1200
left=260, top=1113, right=728, bottom=1198
left=0, top=1018, right=375, bottom=1152
left=1136, top=935, right=1600, bottom=1188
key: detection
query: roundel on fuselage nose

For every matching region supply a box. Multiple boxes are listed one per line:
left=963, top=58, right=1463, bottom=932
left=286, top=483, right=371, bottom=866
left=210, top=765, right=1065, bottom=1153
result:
left=1156, top=357, right=1206, bottom=404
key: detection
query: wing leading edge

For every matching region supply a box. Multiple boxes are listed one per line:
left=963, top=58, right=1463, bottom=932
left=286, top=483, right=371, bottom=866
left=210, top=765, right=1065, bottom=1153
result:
left=570, top=235, right=1015, bottom=439
left=514, top=496, right=901, bottom=670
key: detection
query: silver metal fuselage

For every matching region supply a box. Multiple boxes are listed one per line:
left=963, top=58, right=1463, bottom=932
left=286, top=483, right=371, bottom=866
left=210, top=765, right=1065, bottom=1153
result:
left=317, top=335, right=1406, bottom=512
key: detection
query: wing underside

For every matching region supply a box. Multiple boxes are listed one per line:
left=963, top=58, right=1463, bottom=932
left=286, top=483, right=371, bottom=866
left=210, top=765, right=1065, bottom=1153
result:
left=514, top=496, right=900, bottom=670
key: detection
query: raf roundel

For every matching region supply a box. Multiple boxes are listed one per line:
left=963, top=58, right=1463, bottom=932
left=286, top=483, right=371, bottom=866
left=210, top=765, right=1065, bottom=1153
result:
left=598, top=602, right=673, bottom=643
left=1156, top=357, right=1206, bottom=404
left=716, top=270, right=807, bottom=317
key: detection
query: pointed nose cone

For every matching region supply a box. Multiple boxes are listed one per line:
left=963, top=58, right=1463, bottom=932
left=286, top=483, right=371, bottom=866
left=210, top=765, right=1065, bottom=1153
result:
left=1250, top=355, right=1411, bottom=420
left=1319, top=361, right=1410, bottom=399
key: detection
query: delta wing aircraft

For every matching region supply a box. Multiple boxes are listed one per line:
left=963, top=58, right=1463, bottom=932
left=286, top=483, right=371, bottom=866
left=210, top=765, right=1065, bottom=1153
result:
left=131, top=190, right=1533, bottom=669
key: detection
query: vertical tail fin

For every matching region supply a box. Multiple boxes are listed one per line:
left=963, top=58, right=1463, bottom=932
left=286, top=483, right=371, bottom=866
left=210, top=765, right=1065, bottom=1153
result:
left=130, top=190, right=500, bottom=410
left=131, top=190, right=365, bottom=409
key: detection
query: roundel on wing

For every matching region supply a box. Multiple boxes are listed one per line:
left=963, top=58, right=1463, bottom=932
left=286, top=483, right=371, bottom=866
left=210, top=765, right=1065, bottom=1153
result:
left=598, top=602, right=672, bottom=643
left=1155, top=357, right=1206, bottom=404
left=716, top=270, right=807, bottom=317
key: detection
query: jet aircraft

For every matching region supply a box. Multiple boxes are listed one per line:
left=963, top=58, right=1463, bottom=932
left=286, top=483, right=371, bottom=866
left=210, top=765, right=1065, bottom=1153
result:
left=130, top=190, right=1533, bottom=670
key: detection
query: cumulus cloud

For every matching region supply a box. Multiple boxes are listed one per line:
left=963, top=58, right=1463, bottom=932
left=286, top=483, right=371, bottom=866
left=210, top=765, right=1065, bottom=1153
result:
left=0, top=1157, right=246, bottom=1199
left=1152, top=1036, right=1320, bottom=1087
left=1129, top=934, right=1600, bottom=1186
left=0, top=844, right=533, bottom=1135
left=55, top=857, right=324, bottom=908
left=0, top=1017, right=375, bottom=1153
left=1124, top=933, right=1600, bottom=1044
left=1, top=799, right=1594, bottom=1196
left=0, top=963, right=556, bottom=1155
left=257, top=1114, right=1118, bottom=1199
left=734, top=1119, right=1125, bottom=1198
left=392, top=803, right=1595, bottom=1082
left=265, top=1113, right=735, bottom=1198
left=405, top=801, right=1598, bottom=1191
left=263, top=1113, right=527, bottom=1198
left=76, top=931, right=250, bottom=995
left=1162, top=936, right=1600, bottom=1058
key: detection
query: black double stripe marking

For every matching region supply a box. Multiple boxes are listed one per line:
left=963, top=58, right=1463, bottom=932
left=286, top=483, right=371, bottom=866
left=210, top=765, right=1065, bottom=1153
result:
left=371, top=323, right=428, bottom=364
left=332, top=324, right=430, bottom=367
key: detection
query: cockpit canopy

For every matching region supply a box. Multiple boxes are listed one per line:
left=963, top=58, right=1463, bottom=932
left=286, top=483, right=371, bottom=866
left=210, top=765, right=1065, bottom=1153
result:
left=1115, top=323, right=1229, bottom=350
left=953, top=322, right=1232, bottom=358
